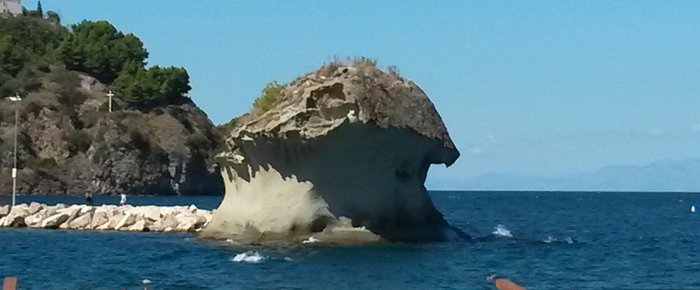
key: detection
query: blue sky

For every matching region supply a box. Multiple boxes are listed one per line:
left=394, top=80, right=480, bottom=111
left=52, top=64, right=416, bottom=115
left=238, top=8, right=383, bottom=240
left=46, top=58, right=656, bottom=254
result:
left=30, top=0, right=700, bottom=183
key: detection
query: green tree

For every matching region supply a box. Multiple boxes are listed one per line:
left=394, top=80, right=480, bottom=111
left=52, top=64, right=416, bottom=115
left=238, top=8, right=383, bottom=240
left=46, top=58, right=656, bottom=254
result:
left=37, top=1, right=43, bottom=17
left=0, top=35, right=27, bottom=76
left=113, top=64, right=191, bottom=108
left=253, top=81, right=285, bottom=113
left=0, top=16, right=65, bottom=95
left=57, top=20, right=148, bottom=83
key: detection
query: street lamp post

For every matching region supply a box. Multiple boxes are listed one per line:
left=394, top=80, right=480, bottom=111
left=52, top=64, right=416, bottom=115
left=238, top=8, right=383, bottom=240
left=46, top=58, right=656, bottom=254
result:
left=8, top=94, right=22, bottom=207
left=107, top=90, right=114, bottom=112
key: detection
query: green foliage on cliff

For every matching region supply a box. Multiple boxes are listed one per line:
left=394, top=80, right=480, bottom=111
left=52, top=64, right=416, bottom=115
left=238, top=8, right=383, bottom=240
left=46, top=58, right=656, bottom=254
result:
left=57, top=20, right=148, bottom=83
left=0, top=14, right=189, bottom=109
left=64, top=129, right=92, bottom=155
left=253, top=81, right=284, bottom=113
left=0, top=12, right=223, bottom=196
left=113, top=64, right=191, bottom=108
left=0, top=14, right=66, bottom=97
left=216, top=117, right=238, bottom=136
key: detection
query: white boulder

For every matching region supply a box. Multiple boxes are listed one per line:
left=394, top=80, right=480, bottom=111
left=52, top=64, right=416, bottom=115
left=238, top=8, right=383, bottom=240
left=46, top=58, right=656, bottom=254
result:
left=90, top=211, right=110, bottom=229
left=41, top=212, right=70, bottom=229
left=69, top=212, right=93, bottom=229
left=0, top=205, right=10, bottom=217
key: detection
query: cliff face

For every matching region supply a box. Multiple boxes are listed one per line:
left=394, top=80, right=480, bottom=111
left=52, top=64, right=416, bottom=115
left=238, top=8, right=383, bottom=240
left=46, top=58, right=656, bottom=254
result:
left=202, top=62, right=467, bottom=243
left=0, top=73, right=223, bottom=195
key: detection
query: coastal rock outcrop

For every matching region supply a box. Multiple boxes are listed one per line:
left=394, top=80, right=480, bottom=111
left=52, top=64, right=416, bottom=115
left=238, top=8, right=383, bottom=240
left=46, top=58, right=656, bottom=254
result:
left=201, top=60, right=467, bottom=243
left=0, top=74, right=223, bottom=195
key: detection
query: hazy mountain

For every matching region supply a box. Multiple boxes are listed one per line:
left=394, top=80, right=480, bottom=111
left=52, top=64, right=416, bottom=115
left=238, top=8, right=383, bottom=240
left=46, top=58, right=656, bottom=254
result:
left=431, top=158, right=700, bottom=192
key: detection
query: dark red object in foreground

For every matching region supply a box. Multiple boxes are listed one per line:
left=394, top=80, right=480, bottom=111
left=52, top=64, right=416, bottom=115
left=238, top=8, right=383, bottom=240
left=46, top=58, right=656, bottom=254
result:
left=488, top=274, right=525, bottom=290
left=3, top=277, right=17, bottom=290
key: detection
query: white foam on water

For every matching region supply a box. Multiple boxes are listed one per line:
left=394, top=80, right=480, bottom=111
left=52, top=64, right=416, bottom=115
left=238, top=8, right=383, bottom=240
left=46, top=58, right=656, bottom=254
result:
left=542, top=236, right=575, bottom=244
left=284, top=257, right=293, bottom=262
left=302, top=236, right=320, bottom=244
left=231, top=251, right=266, bottom=263
left=492, top=224, right=513, bottom=238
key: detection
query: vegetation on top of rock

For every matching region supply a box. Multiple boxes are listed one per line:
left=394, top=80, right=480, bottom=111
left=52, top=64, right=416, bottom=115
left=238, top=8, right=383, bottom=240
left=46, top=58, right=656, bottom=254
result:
left=57, top=20, right=148, bottom=84
left=218, top=56, right=402, bottom=131
left=64, top=129, right=92, bottom=155
left=252, top=81, right=285, bottom=114
left=0, top=12, right=190, bottom=110
left=0, top=13, right=66, bottom=97
left=113, top=64, right=191, bottom=108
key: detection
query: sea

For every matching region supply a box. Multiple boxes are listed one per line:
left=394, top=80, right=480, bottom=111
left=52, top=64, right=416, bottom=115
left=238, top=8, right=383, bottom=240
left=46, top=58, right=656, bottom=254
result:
left=1, top=191, right=699, bottom=289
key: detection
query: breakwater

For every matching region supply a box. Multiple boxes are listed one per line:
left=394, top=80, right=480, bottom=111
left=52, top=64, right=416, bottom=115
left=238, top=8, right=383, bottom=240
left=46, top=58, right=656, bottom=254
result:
left=0, top=203, right=212, bottom=232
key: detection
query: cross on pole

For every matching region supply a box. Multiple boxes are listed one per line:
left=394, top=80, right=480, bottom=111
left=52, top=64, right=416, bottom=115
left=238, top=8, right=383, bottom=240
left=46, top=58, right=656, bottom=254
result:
left=107, top=90, right=114, bottom=112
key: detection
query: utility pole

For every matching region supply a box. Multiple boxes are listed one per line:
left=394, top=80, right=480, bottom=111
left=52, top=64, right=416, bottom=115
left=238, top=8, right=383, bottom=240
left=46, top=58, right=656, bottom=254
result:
left=8, top=93, right=22, bottom=207
left=107, top=90, right=114, bottom=112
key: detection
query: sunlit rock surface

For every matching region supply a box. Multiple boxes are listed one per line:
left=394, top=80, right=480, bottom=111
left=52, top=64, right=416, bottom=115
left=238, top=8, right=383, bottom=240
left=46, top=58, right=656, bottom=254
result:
left=201, top=62, right=468, bottom=243
left=0, top=203, right=212, bottom=232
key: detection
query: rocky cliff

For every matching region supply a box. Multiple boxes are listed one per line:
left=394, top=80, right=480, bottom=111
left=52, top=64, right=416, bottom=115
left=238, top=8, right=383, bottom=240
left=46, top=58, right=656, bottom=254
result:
left=201, top=60, right=468, bottom=243
left=0, top=73, right=223, bottom=195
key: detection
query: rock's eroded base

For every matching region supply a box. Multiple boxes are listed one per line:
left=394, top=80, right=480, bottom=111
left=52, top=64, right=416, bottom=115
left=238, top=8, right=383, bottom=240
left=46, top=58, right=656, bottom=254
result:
left=0, top=203, right=212, bottom=232
left=201, top=123, right=469, bottom=243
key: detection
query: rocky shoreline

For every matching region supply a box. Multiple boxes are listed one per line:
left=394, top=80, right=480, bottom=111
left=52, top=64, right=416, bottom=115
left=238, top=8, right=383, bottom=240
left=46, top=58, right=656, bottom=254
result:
left=0, top=203, right=212, bottom=232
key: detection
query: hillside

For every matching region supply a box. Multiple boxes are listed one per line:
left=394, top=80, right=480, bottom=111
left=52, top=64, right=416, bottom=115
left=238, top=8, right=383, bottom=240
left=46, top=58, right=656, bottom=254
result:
left=436, top=158, right=700, bottom=192
left=0, top=12, right=223, bottom=195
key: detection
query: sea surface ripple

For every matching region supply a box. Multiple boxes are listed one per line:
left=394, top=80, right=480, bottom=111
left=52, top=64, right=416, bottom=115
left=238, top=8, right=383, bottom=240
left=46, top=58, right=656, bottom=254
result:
left=1, top=191, right=700, bottom=289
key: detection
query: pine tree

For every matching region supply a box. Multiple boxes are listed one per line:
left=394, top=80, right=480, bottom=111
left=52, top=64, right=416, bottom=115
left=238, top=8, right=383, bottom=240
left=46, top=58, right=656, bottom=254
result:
left=37, top=1, right=43, bottom=17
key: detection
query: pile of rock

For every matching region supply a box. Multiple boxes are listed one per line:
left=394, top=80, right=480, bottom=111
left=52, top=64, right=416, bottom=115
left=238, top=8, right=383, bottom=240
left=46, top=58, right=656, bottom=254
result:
left=0, top=203, right=212, bottom=232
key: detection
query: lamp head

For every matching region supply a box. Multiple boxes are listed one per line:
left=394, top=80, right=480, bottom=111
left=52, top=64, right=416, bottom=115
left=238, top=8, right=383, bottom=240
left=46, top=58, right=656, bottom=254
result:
left=8, top=94, right=22, bottom=102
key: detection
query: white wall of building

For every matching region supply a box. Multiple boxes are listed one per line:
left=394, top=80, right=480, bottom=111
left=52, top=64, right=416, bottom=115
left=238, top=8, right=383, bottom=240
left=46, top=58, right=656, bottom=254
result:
left=0, top=0, right=22, bottom=16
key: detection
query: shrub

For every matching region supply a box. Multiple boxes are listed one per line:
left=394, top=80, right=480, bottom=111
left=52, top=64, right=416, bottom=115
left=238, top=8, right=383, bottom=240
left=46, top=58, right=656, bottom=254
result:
left=45, top=64, right=85, bottom=107
left=216, top=117, right=238, bottom=136
left=64, top=129, right=92, bottom=155
left=351, top=56, right=377, bottom=69
left=28, top=157, right=57, bottom=169
left=129, top=129, right=150, bottom=156
left=252, top=81, right=284, bottom=114
left=185, top=133, right=211, bottom=155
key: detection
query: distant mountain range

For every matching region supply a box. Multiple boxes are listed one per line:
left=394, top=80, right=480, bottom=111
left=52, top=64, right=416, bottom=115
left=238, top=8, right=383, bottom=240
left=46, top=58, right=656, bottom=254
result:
left=431, top=158, right=700, bottom=192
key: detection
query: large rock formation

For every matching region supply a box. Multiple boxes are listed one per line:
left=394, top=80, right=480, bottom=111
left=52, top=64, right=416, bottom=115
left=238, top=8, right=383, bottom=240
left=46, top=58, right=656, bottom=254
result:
left=201, top=61, right=468, bottom=243
left=0, top=74, right=223, bottom=195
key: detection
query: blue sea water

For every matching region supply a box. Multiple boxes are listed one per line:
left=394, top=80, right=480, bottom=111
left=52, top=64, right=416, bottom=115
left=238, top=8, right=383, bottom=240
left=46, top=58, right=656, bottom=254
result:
left=1, top=191, right=699, bottom=289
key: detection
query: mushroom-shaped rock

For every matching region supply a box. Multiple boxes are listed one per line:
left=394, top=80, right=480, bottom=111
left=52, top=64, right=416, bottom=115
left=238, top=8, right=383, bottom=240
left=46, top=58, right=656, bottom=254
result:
left=201, top=62, right=468, bottom=243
